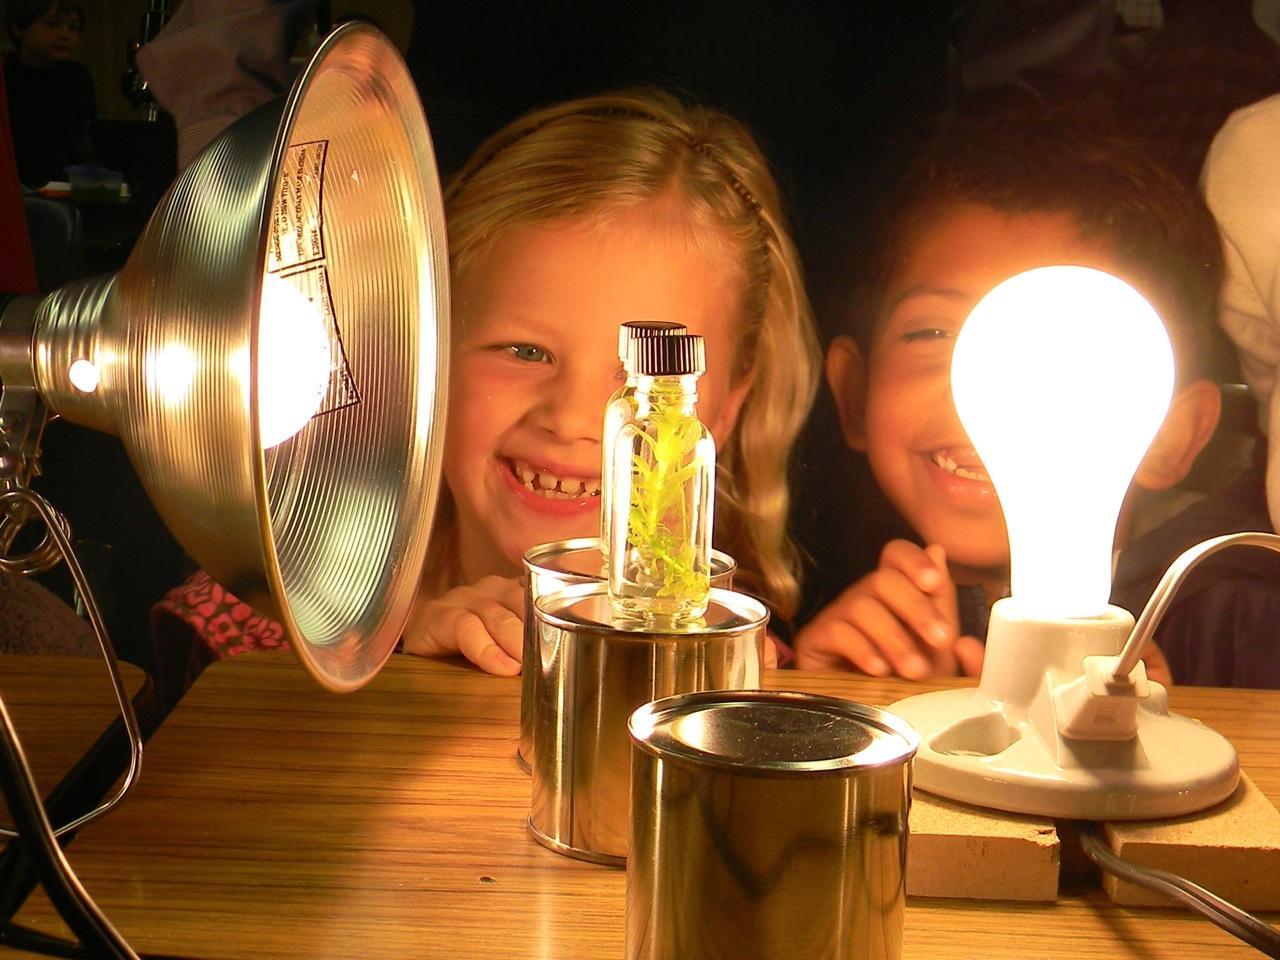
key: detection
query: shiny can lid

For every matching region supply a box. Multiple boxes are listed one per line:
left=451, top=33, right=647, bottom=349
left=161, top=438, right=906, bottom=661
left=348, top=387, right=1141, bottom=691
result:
left=524, top=538, right=736, bottom=584
left=523, top=537, right=606, bottom=579
left=535, top=582, right=766, bottom=637
left=630, top=691, right=919, bottom=774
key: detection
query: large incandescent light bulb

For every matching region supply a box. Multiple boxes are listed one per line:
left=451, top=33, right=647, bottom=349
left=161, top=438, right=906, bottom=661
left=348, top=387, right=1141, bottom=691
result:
left=952, top=265, right=1173, bottom=617
left=233, top=274, right=333, bottom=449
left=891, top=265, right=1239, bottom=821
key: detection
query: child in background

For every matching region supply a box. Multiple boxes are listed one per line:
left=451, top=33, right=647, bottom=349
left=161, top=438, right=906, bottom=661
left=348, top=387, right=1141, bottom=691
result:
left=4, top=0, right=95, bottom=188
left=794, top=112, right=1227, bottom=683
left=153, top=88, right=818, bottom=688
left=401, top=88, right=821, bottom=673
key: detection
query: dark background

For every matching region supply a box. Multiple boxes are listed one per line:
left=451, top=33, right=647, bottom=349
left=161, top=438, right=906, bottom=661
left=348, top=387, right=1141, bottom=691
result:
left=16, top=1, right=1280, bottom=665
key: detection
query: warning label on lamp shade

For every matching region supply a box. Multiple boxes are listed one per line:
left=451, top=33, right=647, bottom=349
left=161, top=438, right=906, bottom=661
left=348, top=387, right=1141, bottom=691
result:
left=268, top=140, right=327, bottom=273
left=261, top=140, right=359, bottom=424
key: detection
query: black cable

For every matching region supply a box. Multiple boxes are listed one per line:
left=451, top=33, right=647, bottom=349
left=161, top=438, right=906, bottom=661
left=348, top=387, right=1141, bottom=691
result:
left=0, top=919, right=82, bottom=958
left=0, top=692, right=139, bottom=959
left=1080, top=826, right=1280, bottom=957
left=0, top=919, right=201, bottom=960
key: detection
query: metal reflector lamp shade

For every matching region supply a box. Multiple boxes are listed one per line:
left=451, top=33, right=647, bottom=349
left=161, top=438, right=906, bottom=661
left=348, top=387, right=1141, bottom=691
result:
left=0, top=23, right=449, bottom=690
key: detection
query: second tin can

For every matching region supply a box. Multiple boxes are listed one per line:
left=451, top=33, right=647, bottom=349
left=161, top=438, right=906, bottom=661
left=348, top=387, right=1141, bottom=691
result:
left=518, top=538, right=735, bottom=771
left=529, top=582, right=766, bottom=865
left=627, top=690, right=919, bottom=960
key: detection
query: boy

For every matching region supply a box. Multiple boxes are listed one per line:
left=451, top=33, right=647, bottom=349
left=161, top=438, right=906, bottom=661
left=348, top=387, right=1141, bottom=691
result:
left=795, top=112, right=1228, bottom=683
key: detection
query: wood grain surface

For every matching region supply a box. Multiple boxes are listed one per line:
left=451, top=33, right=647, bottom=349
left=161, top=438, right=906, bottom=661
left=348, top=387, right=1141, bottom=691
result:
left=11, top=653, right=1280, bottom=959
left=0, top=654, right=147, bottom=834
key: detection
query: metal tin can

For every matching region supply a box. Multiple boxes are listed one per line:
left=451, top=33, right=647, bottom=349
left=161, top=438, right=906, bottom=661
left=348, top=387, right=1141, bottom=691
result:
left=626, top=691, right=919, bottom=960
left=529, top=582, right=765, bottom=865
left=518, top=539, right=735, bottom=772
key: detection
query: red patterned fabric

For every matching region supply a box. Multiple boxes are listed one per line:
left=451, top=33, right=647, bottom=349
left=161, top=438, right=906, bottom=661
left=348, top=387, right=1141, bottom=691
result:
left=157, top=569, right=286, bottom=654
left=151, top=569, right=286, bottom=708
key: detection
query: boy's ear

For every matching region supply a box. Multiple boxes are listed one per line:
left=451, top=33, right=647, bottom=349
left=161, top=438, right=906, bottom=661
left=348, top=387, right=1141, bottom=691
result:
left=825, top=335, right=869, bottom=452
left=1134, top=379, right=1222, bottom=491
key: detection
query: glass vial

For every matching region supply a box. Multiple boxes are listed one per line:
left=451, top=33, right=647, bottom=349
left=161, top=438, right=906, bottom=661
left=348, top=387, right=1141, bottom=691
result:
left=608, top=334, right=715, bottom=623
left=600, top=321, right=688, bottom=567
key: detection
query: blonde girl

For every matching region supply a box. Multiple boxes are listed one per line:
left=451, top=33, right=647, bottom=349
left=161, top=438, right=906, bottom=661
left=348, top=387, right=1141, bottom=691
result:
left=401, top=87, right=820, bottom=674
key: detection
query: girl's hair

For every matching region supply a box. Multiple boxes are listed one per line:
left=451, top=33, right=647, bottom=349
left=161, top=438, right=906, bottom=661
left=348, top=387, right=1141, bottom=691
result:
left=437, top=87, right=820, bottom=622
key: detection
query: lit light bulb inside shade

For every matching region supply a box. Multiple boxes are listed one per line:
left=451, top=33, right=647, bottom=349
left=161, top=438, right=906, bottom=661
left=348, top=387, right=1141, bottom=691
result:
left=253, top=274, right=333, bottom=449
left=952, top=265, right=1174, bottom=619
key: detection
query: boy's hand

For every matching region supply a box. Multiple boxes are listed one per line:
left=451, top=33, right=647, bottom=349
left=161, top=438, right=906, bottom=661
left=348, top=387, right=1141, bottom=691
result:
left=794, top=541, right=984, bottom=680
left=1143, top=641, right=1174, bottom=688
left=401, top=575, right=524, bottom=676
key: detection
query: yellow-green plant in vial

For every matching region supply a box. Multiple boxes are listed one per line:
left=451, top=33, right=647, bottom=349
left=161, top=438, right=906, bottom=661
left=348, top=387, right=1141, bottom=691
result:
left=599, top=321, right=687, bottom=567
left=608, top=335, right=714, bottom=623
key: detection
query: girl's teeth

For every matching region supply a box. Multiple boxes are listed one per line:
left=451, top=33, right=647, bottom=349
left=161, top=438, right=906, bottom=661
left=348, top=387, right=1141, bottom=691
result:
left=511, top=460, right=601, bottom=498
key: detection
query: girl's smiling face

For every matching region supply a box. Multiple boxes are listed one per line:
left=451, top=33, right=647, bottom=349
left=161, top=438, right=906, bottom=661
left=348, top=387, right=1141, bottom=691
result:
left=444, top=200, right=749, bottom=582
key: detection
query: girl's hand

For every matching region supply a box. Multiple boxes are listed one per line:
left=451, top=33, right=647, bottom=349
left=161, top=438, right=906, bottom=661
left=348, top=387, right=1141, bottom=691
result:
left=763, top=632, right=780, bottom=669
left=401, top=575, right=524, bottom=676
left=794, top=540, right=984, bottom=680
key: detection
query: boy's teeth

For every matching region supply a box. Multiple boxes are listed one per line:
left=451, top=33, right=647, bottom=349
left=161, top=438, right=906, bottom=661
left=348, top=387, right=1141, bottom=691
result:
left=930, top=451, right=989, bottom=482
left=512, top=460, right=601, bottom=499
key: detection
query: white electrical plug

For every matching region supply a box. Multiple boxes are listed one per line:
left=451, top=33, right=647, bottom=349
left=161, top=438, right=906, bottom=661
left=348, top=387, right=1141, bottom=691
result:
left=1052, top=655, right=1153, bottom=741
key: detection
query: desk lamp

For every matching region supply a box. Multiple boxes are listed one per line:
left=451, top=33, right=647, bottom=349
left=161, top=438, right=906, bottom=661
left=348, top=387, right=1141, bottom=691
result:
left=891, top=266, right=1240, bottom=820
left=0, top=23, right=448, bottom=959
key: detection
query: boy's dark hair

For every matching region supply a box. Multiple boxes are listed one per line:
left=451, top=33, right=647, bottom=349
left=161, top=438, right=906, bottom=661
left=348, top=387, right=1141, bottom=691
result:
left=7, top=0, right=84, bottom=44
left=849, top=108, right=1225, bottom=381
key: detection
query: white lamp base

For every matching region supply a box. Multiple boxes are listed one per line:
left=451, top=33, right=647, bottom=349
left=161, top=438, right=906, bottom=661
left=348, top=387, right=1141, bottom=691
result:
left=890, top=600, right=1239, bottom=820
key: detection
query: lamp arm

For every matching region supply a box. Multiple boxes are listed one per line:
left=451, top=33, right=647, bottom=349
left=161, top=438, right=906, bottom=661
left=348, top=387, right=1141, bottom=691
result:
left=0, top=693, right=138, bottom=959
left=0, top=488, right=145, bottom=841
left=1112, top=532, right=1280, bottom=682
left=0, top=487, right=145, bottom=955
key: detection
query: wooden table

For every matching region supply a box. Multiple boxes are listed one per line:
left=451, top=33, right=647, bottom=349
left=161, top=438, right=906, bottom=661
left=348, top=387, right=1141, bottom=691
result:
left=12, top=653, right=1280, bottom=958
left=0, top=655, right=150, bottom=914
left=0, top=656, right=148, bottom=809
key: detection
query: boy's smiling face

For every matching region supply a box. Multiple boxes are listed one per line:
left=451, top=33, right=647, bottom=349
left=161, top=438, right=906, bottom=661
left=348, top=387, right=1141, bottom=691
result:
left=831, top=203, right=1128, bottom=582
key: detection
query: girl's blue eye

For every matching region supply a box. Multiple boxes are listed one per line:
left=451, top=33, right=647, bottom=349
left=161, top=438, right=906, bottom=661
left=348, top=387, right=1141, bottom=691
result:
left=507, top=344, right=550, bottom=363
